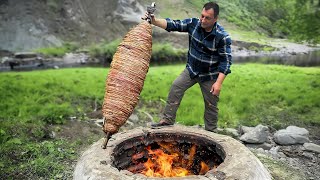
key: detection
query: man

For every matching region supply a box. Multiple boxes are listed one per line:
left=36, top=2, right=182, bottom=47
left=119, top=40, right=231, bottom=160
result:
left=144, top=2, right=232, bottom=132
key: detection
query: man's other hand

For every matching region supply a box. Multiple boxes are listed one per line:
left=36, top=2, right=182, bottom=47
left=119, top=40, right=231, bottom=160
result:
left=210, top=82, right=222, bottom=96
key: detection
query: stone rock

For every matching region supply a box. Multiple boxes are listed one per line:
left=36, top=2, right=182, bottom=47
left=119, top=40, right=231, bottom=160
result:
left=286, top=126, right=309, bottom=136
left=240, top=125, right=255, bottom=134
left=303, top=143, right=320, bottom=154
left=14, top=52, right=37, bottom=59
left=94, top=119, right=104, bottom=127
left=269, top=146, right=280, bottom=156
left=1, top=56, right=11, bottom=63
left=49, top=131, right=56, bottom=139
left=256, top=148, right=265, bottom=153
left=277, top=152, right=286, bottom=158
left=240, top=124, right=269, bottom=144
left=225, top=128, right=239, bottom=137
left=63, top=53, right=88, bottom=64
left=246, top=143, right=273, bottom=150
left=128, top=114, right=139, bottom=122
left=125, top=120, right=134, bottom=126
left=302, top=151, right=315, bottom=160
left=273, top=126, right=309, bottom=145
left=217, top=128, right=224, bottom=132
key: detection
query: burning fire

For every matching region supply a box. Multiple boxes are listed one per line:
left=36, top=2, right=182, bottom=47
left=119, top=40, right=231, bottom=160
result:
left=143, top=148, right=189, bottom=177
left=138, top=143, right=211, bottom=177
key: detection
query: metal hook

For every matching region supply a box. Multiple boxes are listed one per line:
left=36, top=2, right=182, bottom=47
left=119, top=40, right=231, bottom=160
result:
left=146, top=2, right=156, bottom=24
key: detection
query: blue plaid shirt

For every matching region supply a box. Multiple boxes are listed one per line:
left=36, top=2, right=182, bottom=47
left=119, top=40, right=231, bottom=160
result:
left=165, top=18, right=232, bottom=82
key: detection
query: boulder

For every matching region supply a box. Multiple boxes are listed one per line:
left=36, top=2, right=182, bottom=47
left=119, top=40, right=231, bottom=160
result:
left=303, top=143, right=320, bottom=154
left=246, top=143, right=273, bottom=150
left=225, top=128, right=239, bottom=137
left=240, top=125, right=255, bottom=134
left=286, top=126, right=309, bottom=136
left=273, top=126, right=309, bottom=145
left=240, top=124, right=269, bottom=144
left=128, top=114, right=139, bottom=122
left=14, top=52, right=37, bottom=59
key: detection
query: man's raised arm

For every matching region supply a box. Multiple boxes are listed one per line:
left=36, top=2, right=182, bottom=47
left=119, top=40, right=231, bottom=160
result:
left=142, top=12, right=167, bottom=29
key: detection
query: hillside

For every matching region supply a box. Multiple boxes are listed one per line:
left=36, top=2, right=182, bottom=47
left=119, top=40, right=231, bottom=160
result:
left=0, top=0, right=200, bottom=52
left=0, top=0, right=147, bottom=51
left=0, top=0, right=319, bottom=52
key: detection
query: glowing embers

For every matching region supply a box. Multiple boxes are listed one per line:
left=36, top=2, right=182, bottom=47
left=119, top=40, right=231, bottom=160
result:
left=112, top=134, right=224, bottom=178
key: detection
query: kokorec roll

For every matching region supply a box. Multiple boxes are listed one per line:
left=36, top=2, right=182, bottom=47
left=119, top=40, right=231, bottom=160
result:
left=102, top=21, right=152, bottom=136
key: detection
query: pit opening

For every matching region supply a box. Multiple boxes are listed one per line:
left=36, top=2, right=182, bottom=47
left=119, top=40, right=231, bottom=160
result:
left=112, top=132, right=226, bottom=178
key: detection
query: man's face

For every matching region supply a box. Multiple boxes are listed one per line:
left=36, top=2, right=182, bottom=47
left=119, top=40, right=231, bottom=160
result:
left=200, top=8, right=217, bottom=31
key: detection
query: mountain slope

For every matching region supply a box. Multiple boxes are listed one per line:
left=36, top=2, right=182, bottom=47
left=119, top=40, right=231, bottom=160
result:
left=0, top=0, right=148, bottom=51
left=0, top=0, right=318, bottom=52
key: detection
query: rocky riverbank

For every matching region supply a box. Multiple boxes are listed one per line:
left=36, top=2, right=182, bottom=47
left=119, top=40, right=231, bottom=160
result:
left=1, top=39, right=319, bottom=72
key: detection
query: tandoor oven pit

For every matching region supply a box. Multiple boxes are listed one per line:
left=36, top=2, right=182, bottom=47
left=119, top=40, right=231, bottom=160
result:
left=73, top=126, right=272, bottom=180
left=111, top=132, right=225, bottom=178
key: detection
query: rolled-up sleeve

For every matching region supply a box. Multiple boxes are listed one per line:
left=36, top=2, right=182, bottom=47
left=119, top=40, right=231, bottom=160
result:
left=217, top=35, right=232, bottom=75
left=165, top=18, right=193, bottom=32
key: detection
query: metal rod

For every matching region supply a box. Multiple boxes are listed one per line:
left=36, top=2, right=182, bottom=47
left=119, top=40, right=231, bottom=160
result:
left=101, top=132, right=112, bottom=149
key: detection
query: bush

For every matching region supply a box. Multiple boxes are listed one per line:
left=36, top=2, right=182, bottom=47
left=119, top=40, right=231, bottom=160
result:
left=151, top=43, right=187, bottom=64
left=88, top=39, right=121, bottom=61
left=34, top=42, right=79, bottom=57
left=88, top=41, right=187, bottom=65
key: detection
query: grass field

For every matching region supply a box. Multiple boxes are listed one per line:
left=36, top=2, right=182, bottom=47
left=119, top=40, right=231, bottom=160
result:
left=142, top=64, right=320, bottom=128
left=1, top=64, right=319, bottom=127
left=0, top=63, right=319, bottom=178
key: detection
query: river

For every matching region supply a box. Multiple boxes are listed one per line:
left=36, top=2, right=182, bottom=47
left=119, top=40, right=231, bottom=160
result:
left=233, top=50, right=320, bottom=67
left=1, top=50, right=320, bottom=72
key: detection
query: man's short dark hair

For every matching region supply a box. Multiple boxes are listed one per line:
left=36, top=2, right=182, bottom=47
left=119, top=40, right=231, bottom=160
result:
left=203, top=2, right=219, bottom=18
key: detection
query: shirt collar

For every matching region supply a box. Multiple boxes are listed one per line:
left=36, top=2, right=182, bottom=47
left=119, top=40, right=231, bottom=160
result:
left=196, top=20, right=217, bottom=36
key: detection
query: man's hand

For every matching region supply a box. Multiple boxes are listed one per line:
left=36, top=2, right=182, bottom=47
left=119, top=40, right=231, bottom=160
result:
left=210, top=73, right=226, bottom=96
left=141, top=12, right=167, bottom=29
left=141, top=12, right=155, bottom=24
left=210, top=82, right=222, bottom=96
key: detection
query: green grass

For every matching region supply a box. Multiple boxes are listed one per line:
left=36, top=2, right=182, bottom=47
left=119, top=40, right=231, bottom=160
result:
left=0, top=64, right=319, bottom=178
left=142, top=64, right=320, bottom=128
left=0, top=68, right=106, bottom=122
left=34, top=42, right=80, bottom=57
left=151, top=43, right=187, bottom=64
left=1, top=64, right=319, bottom=127
left=88, top=39, right=121, bottom=59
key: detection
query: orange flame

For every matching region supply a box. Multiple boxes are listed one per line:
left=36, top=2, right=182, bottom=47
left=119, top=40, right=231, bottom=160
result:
left=142, top=147, right=189, bottom=177
left=187, top=144, right=197, bottom=168
left=199, top=161, right=209, bottom=175
left=132, top=143, right=214, bottom=177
